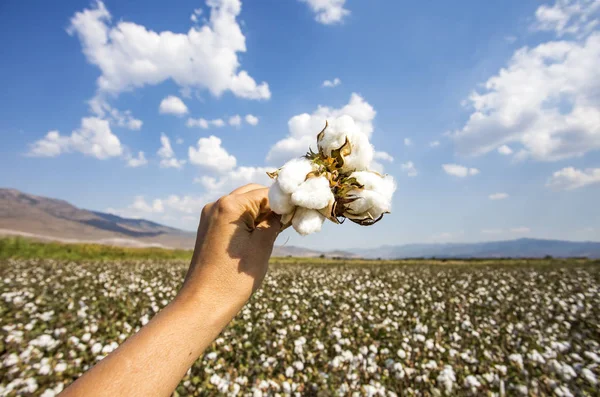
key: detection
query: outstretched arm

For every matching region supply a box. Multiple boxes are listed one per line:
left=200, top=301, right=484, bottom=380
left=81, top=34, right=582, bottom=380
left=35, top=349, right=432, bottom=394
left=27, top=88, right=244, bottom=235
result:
left=61, top=184, right=280, bottom=397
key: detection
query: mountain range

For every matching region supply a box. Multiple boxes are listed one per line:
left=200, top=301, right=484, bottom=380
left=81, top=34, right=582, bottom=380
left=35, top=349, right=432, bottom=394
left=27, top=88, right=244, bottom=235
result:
left=1, top=188, right=599, bottom=258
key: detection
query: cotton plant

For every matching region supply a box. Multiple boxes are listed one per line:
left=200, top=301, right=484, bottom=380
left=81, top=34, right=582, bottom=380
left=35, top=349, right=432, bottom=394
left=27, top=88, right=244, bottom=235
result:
left=268, top=115, right=396, bottom=235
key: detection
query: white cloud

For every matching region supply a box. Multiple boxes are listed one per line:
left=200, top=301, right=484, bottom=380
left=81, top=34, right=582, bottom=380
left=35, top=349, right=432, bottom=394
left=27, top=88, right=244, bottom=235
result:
left=158, top=133, right=186, bottom=169
left=452, top=0, right=600, bottom=162
left=497, top=145, right=513, bottom=155
left=68, top=0, right=270, bottom=100
left=489, top=192, right=509, bottom=200
left=228, top=115, right=242, bottom=127
left=176, top=138, right=184, bottom=145
left=429, top=140, right=440, bottom=148
left=404, top=138, right=412, bottom=146
left=28, top=117, right=123, bottom=159
left=546, top=166, right=600, bottom=190
left=442, top=164, right=480, bottom=178
left=299, top=0, right=350, bottom=25
left=159, top=95, right=188, bottom=116
left=189, top=136, right=236, bottom=172
left=374, top=151, right=394, bottom=162
left=245, top=114, right=259, bottom=126
left=533, top=0, right=600, bottom=37
left=126, top=151, right=147, bottom=167
left=186, top=117, right=226, bottom=129
left=510, top=227, right=531, bottom=234
left=266, top=93, right=376, bottom=164
left=190, top=7, right=203, bottom=23
left=89, top=97, right=142, bottom=130
left=195, top=166, right=274, bottom=195
left=322, top=77, right=341, bottom=87
left=212, top=119, right=225, bottom=127
left=400, top=161, right=418, bottom=177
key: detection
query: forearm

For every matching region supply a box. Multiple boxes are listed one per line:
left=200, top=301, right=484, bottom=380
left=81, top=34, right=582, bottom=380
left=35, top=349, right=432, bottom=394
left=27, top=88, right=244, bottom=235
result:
left=61, top=289, right=240, bottom=397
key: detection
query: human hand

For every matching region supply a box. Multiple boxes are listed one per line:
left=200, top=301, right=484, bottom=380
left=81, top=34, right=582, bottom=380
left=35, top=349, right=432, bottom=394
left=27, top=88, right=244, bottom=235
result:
left=179, top=184, right=281, bottom=312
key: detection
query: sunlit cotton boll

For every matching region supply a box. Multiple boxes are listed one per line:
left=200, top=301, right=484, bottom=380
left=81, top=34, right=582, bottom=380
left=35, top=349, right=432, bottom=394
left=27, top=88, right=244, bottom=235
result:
left=277, top=158, right=315, bottom=194
left=292, top=207, right=326, bottom=235
left=318, top=115, right=374, bottom=172
left=268, top=182, right=295, bottom=215
left=291, top=176, right=333, bottom=210
left=344, top=171, right=396, bottom=220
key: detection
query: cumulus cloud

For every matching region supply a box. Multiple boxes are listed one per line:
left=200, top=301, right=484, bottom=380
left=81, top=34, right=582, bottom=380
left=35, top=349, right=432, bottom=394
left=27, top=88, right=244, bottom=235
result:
left=400, top=161, right=418, bottom=177
left=266, top=93, right=376, bottom=164
left=546, top=166, right=600, bottom=190
left=429, top=140, right=440, bottom=148
left=195, top=166, right=274, bottom=195
left=228, top=115, right=242, bottom=127
left=299, top=0, right=350, bottom=25
left=28, top=117, right=123, bottom=159
left=159, top=96, right=188, bottom=116
left=188, top=136, right=236, bottom=172
left=68, top=0, right=270, bottom=100
left=245, top=114, right=259, bottom=126
left=158, top=133, right=186, bottom=169
left=442, top=164, right=480, bottom=178
left=452, top=0, right=600, bottom=162
left=374, top=151, right=394, bottom=162
left=489, top=192, right=509, bottom=200
left=126, top=151, right=147, bottom=167
left=497, top=145, right=513, bottom=155
left=322, top=77, right=341, bottom=87
left=404, top=138, right=413, bottom=146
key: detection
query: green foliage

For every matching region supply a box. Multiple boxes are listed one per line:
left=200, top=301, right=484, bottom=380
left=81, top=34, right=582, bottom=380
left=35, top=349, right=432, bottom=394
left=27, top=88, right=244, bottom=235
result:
left=0, top=237, right=193, bottom=261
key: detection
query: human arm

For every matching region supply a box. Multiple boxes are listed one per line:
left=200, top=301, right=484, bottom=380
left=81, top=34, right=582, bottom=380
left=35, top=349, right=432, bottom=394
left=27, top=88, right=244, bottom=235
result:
left=60, top=184, right=280, bottom=397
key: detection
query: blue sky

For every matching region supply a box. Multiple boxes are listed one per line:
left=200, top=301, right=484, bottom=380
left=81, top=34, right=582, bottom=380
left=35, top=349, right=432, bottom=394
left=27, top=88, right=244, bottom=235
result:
left=1, top=0, right=599, bottom=250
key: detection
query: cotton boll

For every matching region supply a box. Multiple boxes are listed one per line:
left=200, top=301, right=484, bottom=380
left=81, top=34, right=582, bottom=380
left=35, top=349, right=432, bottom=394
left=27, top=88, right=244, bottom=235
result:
left=292, top=207, right=326, bottom=236
left=268, top=182, right=295, bottom=215
left=318, top=116, right=360, bottom=154
left=291, top=176, right=334, bottom=210
left=344, top=171, right=396, bottom=220
left=351, top=171, right=396, bottom=202
left=277, top=158, right=315, bottom=194
left=318, top=116, right=374, bottom=172
left=345, top=189, right=390, bottom=219
left=342, top=132, right=374, bottom=173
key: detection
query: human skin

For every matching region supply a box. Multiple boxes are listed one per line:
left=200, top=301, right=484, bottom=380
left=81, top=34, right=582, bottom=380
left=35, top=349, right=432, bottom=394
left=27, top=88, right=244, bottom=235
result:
left=60, top=184, right=281, bottom=397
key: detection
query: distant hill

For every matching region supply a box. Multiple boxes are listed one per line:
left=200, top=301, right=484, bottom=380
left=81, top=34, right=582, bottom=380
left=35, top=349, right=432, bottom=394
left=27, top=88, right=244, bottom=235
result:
left=355, top=238, right=600, bottom=259
left=0, top=188, right=195, bottom=249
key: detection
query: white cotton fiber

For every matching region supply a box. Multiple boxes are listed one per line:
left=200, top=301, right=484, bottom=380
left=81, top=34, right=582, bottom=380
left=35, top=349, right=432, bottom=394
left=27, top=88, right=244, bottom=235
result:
left=290, top=176, right=333, bottom=210
left=318, top=115, right=374, bottom=172
left=277, top=158, right=315, bottom=194
left=268, top=181, right=295, bottom=215
left=345, top=171, right=397, bottom=219
left=351, top=171, right=396, bottom=202
left=292, top=207, right=326, bottom=236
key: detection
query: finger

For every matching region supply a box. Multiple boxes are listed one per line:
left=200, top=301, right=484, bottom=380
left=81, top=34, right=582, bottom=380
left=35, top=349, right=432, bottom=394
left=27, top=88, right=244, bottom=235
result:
left=237, top=188, right=271, bottom=220
left=229, top=183, right=266, bottom=195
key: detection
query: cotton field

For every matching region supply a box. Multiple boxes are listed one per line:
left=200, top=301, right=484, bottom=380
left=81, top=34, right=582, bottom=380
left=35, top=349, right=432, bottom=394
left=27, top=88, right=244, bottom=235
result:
left=1, top=258, right=599, bottom=396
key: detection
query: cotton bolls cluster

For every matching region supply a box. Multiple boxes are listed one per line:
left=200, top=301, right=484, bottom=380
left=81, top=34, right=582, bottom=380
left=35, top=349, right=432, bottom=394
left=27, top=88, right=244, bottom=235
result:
left=268, top=116, right=396, bottom=235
